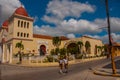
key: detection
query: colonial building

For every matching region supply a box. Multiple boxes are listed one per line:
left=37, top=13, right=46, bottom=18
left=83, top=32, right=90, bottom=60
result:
left=0, top=6, right=103, bottom=63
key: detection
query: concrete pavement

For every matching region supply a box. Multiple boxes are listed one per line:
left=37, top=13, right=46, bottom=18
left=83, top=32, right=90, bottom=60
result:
left=1, top=56, right=120, bottom=80
left=93, top=58, right=120, bottom=77
left=57, top=57, right=120, bottom=80
left=57, top=59, right=120, bottom=80
left=57, top=69, right=120, bottom=80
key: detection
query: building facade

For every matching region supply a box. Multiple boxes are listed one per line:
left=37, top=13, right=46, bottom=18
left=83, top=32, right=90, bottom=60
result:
left=0, top=6, right=103, bottom=63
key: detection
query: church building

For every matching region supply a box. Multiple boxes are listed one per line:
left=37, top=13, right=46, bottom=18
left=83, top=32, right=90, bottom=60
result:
left=0, top=6, right=103, bottom=63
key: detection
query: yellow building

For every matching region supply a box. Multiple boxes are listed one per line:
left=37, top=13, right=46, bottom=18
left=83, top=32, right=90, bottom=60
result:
left=0, top=6, right=103, bottom=63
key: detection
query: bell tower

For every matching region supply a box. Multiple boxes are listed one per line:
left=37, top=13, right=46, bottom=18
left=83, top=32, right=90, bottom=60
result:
left=9, top=6, right=34, bottom=40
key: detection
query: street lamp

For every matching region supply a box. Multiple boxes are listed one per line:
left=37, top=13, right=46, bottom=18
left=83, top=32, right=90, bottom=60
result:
left=105, top=0, right=116, bottom=74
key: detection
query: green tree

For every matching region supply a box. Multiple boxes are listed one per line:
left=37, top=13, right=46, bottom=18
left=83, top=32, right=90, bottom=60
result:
left=59, top=48, right=67, bottom=56
left=52, top=36, right=61, bottom=55
left=67, top=45, right=79, bottom=55
left=50, top=49, right=55, bottom=55
left=15, top=40, right=24, bottom=63
left=85, top=41, right=91, bottom=54
left=97, top=46, right=105, bottom=56
left=77, top=41, right=84, bottom=54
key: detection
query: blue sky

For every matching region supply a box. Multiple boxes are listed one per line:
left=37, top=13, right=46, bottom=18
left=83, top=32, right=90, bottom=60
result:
left=0, top=0, right=120, bottom=43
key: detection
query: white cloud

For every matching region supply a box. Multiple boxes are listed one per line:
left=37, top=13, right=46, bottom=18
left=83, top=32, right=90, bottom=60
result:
left=42, top=0, right=95, bottom=24
left=0, top=0, right=21, bottom=24
left=59, top=19, right=101, bottom=34
left=33, top=25, right=64, bottom=36
left=85, top=34, right=108, bottom=43
left=42, top=15, right=62, bottom=25
left=1, top=0, right=120, bottom=43
left=111, top=33, right=120, bottom=42
left=86, top=33, right=120, bottom=43
left=66, top=33, right=76, bottom=39
left=110, top=17, right=120, bottom=32
left=34, top=17, right=120, bottom=41
left=33, top=16, right=39, bottom=23
left=33, top=18, right=102, bottom=37
left=39, top=0, right=120, bottom=42
left=94, top=17, right=120, bottom=32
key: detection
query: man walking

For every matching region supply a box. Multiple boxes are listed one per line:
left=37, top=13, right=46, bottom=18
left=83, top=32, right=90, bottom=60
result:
left=59, top=56, right=63, bottom=74
left=63, top=56, right=68, bottom=73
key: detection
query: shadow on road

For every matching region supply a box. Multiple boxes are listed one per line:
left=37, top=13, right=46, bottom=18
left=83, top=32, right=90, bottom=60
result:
left=102, top=60, right=120, bottom=69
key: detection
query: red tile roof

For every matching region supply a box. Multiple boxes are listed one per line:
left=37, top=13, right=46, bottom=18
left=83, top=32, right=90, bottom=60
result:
left=14, top=6, right=28, bottom=17
left=33, top=34, right=69, bottom=40
left=60, top=36, right=69, bottom=40
left=33, top=34, right=53, bottom=39
left=2, top=20, right=9, bottom=27
left=82, top=35, right=101, bottom=41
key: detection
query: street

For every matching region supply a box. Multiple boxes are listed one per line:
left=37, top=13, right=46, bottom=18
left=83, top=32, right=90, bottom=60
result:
left=1, top=57, right=120, bottom=80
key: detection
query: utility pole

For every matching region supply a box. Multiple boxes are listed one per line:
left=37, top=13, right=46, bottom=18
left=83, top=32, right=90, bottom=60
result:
left=105, top=0, right=116, bottom=74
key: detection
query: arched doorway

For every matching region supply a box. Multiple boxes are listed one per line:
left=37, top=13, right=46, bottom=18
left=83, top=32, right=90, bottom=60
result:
left=67, top=43, right=79, bottom=55
left=39, top=45, right=46, bottom=56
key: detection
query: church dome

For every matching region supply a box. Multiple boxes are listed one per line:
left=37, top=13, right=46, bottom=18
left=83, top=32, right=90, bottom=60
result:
left=14, top=6, right=29, bottom=17
left=2, top=20, right=9, bottom=27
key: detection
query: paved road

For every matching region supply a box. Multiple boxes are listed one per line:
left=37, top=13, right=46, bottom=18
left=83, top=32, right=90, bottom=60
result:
left=1, top=57, right=120, bottom=80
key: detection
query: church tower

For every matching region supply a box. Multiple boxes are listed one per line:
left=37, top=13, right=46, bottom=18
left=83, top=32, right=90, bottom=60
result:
left=0, top=6, right=34, bottom=63
left=9, top=6, right=34, bottom=40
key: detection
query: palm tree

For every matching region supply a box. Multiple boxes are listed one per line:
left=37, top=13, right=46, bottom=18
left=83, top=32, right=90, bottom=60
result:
left=15, top=40, right=24, bottom=63
left=52, top=36, right=61, bottom=55
left=85, top=41, right=91, bottom=54
left=77, top=41, right=83, bottom=54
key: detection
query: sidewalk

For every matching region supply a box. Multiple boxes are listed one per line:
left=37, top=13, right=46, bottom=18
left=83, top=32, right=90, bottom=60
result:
left=93, top=59, right=120, bottom=77
left=10, top=56, right=106, bottom=67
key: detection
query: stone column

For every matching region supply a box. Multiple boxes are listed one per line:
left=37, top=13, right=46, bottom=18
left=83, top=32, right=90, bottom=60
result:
left=6, top=46, right=10, bottom=62
left=0, top=45, right=1, bottom=58
left=9, top=44, right=12, bottom=63
left=2, top=44, right=5, bottom=63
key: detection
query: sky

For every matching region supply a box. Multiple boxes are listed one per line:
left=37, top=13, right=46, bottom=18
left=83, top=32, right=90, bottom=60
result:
left=0, top=0, right=120, bottom=43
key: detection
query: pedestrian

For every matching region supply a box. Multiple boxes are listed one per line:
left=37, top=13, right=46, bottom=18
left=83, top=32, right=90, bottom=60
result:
left=58, top=56, right=63, bottom=74
left=63, top=56, right=68, bottom=73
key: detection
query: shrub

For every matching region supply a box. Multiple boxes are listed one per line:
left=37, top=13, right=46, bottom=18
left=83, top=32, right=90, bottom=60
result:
left=46, top=55, right=54, bottom=62
left=68, top=56, right=74, bottom=61
left=50, top=49, right=55, bottom=55
left=43, top=58, right=49, bottom=63
left=75, top=54, right=83, bottom=59
left=59, top=48, right=66, bottom=56
left=13, top=53, right=19, bottom=57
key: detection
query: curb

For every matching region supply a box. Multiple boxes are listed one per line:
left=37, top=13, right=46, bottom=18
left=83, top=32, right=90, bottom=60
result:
left=93, top=70, right=120, bottom=77
left=11, top=57, right=106, bottom=67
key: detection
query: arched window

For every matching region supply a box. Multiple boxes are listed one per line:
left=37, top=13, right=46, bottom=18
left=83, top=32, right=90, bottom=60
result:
left=24, top=33, right=26, bottom=37
left=24, top=22, right=26, bottom=28
left=21, top=33, right=23, bottom=37
left=27, top=33, right=29, bottom=38
left=27, top=22, right=29, bottom=28
left=21, top=21, right=23, bottom=27
left=18, top=20, right=20, bottom=27
left=17, top=32, right=19, bottom=37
